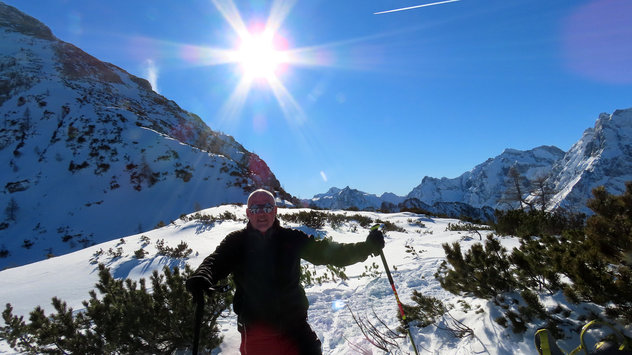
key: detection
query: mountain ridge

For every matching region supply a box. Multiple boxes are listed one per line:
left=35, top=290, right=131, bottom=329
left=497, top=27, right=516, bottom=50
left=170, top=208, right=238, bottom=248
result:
left=307, top=112, right=632, bottom=218
left=542, top=108, right=632, bottom=214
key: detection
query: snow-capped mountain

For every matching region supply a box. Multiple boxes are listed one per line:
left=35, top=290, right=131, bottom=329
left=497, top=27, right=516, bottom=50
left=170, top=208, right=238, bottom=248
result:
left=307, top=187, right=494, bottom=222
left=405, top=108, right=632, bottom=215
left=542, top=108, right=632, bottom=214
left=307, top=146, right=564, bottom=215
left=310, top=109, right=632, bottom=217
left=308, top=186, right=404, bottom=211
left=0, top=3, right=293, bottom=269
left=407, top=146, right=565, bottom=210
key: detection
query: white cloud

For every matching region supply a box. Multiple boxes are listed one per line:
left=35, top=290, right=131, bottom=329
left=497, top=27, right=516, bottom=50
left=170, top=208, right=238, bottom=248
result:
left=320, top=170, right=328, bottom=182
left=143, top=59, right=159, bottom=93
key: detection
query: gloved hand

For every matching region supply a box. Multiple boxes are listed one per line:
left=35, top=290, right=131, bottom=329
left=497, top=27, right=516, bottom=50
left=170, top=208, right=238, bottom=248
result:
left=365, top=229, right=385, bottom=256
left=186, top=275, right=211, bottom=303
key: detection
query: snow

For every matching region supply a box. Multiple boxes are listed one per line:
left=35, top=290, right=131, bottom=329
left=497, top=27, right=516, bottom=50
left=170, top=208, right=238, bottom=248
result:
left=1, top=206, right=623, bottom=354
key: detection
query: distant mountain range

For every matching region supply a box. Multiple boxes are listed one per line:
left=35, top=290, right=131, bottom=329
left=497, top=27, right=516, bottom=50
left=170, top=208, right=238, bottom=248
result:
left=0, top=2, right=294, bottom=268
left=1, top=2, right=631, bottom=269
left=306, top=109, right=632, bottom=217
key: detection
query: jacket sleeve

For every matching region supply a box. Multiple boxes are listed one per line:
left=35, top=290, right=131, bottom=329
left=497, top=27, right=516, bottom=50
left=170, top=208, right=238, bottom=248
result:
left=191, top=231, right=241, bottom=286
left=300, top=234, right=373, bottom=267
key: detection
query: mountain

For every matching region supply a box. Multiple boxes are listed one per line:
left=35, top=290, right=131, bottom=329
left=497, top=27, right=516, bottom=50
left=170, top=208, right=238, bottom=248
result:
left=0, top=2, right=293, bottom=269
left=407, top=145, right=565, bottom=210
left=306, top=147, right=564, bottom=216
left=406, top=109, right=632, bottom=214
left=404, top=108, right=632, bottom=215
left=542, top=108, right=632, bottom=214
left=306, top=187, right=495, bottom=221
left=309, top=107, right=632, bottom=218
left=308, top=186, right=403, bottom=211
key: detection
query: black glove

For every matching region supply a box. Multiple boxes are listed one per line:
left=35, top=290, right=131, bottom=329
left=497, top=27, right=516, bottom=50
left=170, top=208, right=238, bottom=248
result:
left=365, top=229, right=385, bottom=256
left=186, top=275, right=211, bottom=303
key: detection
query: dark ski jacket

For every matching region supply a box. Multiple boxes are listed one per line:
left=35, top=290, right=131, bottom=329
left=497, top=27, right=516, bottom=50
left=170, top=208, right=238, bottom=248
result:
left=191, top=219, right=374, bottom=330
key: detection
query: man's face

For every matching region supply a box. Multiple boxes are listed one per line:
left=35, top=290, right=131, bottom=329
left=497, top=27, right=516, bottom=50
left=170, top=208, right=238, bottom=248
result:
left=246, top=192, right=277, bottom=234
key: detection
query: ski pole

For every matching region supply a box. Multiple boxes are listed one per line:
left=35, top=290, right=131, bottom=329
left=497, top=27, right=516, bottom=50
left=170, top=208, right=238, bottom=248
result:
left=191, top=284, right=230, bottom=354
left=192, top=291, right=205, bottom=355
left=372, top=224, right=420, bottom=355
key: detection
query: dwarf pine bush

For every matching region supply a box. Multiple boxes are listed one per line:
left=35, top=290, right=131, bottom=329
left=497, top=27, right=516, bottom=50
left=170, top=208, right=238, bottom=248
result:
left=434, top=182, right=632, bottom=333
left=0, top=264, right=232, bottom=354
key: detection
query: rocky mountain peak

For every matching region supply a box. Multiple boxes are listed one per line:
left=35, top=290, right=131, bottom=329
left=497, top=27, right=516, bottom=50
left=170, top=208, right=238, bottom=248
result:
left=0, top=2, right=54, bottom=40
left=545, top=107, right=632, bottom=213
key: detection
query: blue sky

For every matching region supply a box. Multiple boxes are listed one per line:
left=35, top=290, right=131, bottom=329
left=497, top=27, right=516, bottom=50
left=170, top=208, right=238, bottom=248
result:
left=6, top=0, right=632, bottom=199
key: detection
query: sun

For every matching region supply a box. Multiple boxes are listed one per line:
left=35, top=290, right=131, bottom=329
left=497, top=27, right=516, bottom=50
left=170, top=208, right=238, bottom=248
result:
left=234, top=31, right=288, bottom=81
left=200, top=0, right=326, bottom=124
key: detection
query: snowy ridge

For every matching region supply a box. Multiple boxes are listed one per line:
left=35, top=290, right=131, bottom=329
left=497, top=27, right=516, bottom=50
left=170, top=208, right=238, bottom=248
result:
left=543, top=108, right=632, bottom=214
left=407, top=146, right=565, bottom=210
left=0, top=3, right=291, bottom=269
left=308, top=186, right=404, bottom=211
left=309, top=108, right=632, bottom=217
left=307, top=146, right=565, bottom=217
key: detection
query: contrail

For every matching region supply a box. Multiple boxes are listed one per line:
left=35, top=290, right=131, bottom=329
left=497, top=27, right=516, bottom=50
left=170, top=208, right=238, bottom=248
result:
left=374, top=0, right=460, bottom=15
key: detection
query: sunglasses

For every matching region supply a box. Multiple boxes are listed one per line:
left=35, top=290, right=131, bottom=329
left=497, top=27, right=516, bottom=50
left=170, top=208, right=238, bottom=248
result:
left=248, top=203, right=275, bottom=214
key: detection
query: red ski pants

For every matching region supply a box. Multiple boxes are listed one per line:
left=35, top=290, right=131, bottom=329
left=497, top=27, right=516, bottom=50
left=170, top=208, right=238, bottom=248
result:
left=239, top=323, right=299, bottom=355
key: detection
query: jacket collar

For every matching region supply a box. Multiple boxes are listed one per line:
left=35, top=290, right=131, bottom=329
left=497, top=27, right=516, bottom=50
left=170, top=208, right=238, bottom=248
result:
left=246, top=218, right=281, bottom=238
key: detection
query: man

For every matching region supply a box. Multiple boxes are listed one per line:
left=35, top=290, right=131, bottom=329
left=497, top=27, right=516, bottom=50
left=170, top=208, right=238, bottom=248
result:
left=186, top=189, right=385, bottom=354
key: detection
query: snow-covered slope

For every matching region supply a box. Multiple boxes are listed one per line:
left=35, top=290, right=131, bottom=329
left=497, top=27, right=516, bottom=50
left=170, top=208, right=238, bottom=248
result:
left=0, top=3, right=292, bottom=269
left=0, top=206, right=623, bottom=354
left=543, top=108, right=632, bottom=214
left=407, top=146, right=565, bottom=210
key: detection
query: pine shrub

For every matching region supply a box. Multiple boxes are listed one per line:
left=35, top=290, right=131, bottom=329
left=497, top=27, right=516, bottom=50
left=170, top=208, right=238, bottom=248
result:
left=375, top=219, right=406, bottom=233
left=0, top=264, right=231, bottom=354
left=436, top=182, right=632, bottom=332
left=134, top=248, right=147, bottom=259
left=280, top=210, right=327, bottom=229
left=400, top=292, right=447, bottom=328
left=155, top=240, right=193, bottom=259
left=561, top=183, right=632, bottom=323
left=493, top=209, right=584, bottom=238
left=435, top=235, right=515, bottom=299
left=299, top=263, right=349, bottom=286
left=509, top=236, right=564, bottom=293
left=278, top=211, right=375, bottom=230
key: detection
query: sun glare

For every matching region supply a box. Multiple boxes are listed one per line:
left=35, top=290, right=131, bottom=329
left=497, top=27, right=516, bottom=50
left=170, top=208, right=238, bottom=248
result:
left=235, top=32, right=288, bottom=80
left=203, top=0, right=331, bottom=127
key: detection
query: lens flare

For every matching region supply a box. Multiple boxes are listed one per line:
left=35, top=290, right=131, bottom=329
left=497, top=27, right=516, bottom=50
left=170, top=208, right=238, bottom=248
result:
left=332, top=299, right=346, bottom=311
left=562, top=0, right=632, bottom=83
